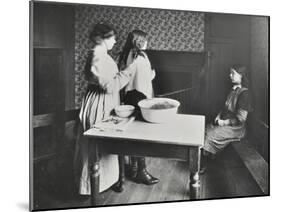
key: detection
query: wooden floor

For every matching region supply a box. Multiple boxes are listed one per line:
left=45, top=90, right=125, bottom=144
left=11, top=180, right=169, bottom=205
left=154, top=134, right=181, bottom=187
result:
left=33, top=147, right=264, bottom=211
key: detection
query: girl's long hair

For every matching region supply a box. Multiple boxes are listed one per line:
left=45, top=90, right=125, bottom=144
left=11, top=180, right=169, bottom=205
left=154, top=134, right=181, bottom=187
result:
left=231, top=64, right=254, bottom=112
left=118, top=30, right=148, bottom=69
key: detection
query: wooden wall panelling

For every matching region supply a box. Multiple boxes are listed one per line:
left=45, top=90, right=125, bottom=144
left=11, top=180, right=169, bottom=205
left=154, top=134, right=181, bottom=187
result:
left=249, top=16, right=269, bottom=125
left=31, top=47, right=66, bottom=209
left=33, top=2, right=75, bottom=110
left=146, top=50, right=207, bottom=115
left=33, top=48, right=63, bottom=115
left=245, top=17, right=269, bottom=159
left=32, top=49, right=64, bottom=159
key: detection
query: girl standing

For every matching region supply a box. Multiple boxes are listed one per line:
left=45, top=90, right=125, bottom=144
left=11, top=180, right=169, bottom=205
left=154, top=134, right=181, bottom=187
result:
left=118, top=29, right=159, bottom=185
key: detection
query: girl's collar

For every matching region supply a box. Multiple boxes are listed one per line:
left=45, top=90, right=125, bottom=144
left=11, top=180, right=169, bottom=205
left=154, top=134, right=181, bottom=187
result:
left=232, top=84, right=242, bottom=90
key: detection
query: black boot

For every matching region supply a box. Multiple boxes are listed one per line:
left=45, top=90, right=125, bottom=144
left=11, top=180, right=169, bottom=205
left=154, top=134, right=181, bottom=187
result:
left=129, top=156, right=138, bottom=179
left=134, top=157, right=159, bottom=185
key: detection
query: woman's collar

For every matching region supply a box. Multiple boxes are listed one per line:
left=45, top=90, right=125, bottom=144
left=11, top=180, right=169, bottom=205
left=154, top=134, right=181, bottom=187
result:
left=92, top=42, right=107, bottom=55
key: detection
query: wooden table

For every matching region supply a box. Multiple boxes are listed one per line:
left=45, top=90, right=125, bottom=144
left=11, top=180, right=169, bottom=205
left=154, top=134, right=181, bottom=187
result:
left=84, top=114, right=205, bottom=205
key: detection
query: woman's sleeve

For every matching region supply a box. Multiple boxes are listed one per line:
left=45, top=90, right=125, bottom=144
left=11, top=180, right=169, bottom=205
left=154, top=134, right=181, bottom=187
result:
left=106, top=64, right=136, bottom=93
left=88, top=56, right=135, bottom=93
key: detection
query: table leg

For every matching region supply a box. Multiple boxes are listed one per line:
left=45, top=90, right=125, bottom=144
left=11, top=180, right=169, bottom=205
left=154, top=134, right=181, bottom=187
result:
left=119, top=155, right=125, bottom=186
left=112, top=155, right=125, bottom=192
left=89, top=139, right=100, bottom=205
left=189, top=147, right=201, bottom=200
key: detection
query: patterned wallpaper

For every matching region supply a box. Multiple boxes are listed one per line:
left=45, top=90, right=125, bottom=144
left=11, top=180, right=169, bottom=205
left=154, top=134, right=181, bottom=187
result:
left=74, top=4, right=205, bottom=108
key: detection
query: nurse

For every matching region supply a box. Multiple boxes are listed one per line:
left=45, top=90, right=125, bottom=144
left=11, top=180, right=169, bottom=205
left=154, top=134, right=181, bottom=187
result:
left=74, top=23, right=136, bottom=195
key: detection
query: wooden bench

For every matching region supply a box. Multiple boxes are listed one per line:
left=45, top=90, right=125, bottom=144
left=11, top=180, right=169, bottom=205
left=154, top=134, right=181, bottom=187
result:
left=231, top=141, right=269, bottom=195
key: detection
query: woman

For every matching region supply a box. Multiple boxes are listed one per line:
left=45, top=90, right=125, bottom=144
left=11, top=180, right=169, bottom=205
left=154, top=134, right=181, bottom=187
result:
left=74, top=23, right=136, bottom=195
left=118, top=29, right=159, bottom=185
left=201, top=65, right=252, bottom=173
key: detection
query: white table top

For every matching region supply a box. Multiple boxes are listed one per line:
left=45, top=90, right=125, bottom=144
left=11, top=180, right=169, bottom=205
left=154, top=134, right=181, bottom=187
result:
left=84, top=114, right=205, bottom=147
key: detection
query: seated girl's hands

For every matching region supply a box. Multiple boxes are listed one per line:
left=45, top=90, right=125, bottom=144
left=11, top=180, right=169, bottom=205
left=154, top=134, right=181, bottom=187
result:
left=217, top=119, right=230, bottom=126
left=217, top=119, right=225, bottom=126
left=214, top=117, right=219, bottom=125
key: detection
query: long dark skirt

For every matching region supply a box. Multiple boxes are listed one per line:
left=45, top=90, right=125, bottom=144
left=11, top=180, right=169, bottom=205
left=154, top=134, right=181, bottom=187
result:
left=203, top=123, right=246, bottom=154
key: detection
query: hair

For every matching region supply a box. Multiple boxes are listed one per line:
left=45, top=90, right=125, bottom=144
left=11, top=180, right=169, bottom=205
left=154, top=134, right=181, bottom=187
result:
left=118, top=29, right=148, bottom=69
left=231, top=64, right=249, bottom=88
left=84, top=23, right=116, bottom=81
left=89, top=23, right=116, bottom=46
left=231, top=64, right=254, bottom=113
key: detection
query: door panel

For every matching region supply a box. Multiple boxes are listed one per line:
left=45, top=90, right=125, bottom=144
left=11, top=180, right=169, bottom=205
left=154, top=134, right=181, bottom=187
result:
left=33, top=48, right=64, bottom=115
left=207, top=42, right=233, bottom=117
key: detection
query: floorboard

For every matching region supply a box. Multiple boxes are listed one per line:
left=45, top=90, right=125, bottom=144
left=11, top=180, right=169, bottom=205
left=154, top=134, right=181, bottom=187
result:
left=33, top=147, right=265, bottom=210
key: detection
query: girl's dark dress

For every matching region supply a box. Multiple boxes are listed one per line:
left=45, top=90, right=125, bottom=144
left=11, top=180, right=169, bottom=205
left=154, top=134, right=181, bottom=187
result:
left=203, top=86, right=251, bottom=154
